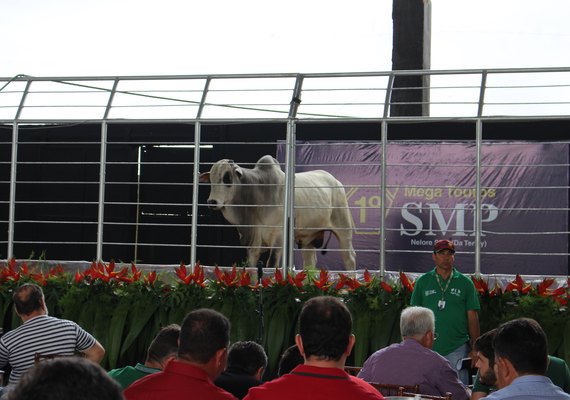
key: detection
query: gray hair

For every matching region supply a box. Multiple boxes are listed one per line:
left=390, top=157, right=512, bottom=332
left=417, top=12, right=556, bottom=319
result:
left=400, top=306, right=435, bottom=339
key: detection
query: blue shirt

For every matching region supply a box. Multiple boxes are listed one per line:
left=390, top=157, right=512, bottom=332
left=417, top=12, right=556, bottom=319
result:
left=485, top=375, right=570, bottom=400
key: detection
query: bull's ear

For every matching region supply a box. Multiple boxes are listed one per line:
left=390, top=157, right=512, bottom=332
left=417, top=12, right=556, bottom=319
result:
left=234, top=165, right=243, bottom=178
left=198, top=172, right=210, bottom=183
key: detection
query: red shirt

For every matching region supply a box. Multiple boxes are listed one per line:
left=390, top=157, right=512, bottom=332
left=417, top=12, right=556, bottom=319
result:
left=243, top=364, right=384, bottom=400
left=124, top=360, right=237, bottom=400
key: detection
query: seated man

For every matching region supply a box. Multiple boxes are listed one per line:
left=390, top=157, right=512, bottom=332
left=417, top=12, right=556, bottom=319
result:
left=124, top=308, right=236, bottom=400
left=215, top=341, right=267, bottom=399
left=484, top=318, right=570, bottom=400
left=358, top=306, right=468, bottom=400
left=5, top=357, right=123, bottom=400
left=472, top=328, right=570, bottom=399
left=277, top=345, right=303, bottom=376
left=0, top=283, right=105, bottom=387
left=244, top=296, right=384, bottom=400
left=108, top=324, right=180, bottom=389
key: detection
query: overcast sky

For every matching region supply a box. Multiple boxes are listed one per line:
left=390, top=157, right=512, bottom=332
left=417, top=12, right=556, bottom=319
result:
left=1, top=0, right=570, bottom=77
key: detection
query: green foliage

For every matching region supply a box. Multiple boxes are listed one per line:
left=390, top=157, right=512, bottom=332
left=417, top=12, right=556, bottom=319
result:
left=1, top=261, right=569, bottom=374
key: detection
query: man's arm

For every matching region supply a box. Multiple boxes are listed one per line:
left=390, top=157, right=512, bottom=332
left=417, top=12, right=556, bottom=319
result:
left=81, top=339, right=105, bottom=364
left=467, top=310, right=480, bottom=367
left=436, top=360, right=470, bottom=400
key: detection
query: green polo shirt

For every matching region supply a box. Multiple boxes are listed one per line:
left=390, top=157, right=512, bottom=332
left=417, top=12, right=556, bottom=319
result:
left=410, top=267, right=480, bottom=356
left=472, top=355, right=570, bottom=394
left=108, top=363, right=161, bottom=389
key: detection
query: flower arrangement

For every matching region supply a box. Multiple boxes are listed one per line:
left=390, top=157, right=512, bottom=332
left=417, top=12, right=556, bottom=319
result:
left=0, top=260, right=568, bottom=375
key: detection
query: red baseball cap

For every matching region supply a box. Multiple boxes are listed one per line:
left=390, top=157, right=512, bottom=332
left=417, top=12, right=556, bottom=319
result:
left=434, top=239, right=455, bottom=254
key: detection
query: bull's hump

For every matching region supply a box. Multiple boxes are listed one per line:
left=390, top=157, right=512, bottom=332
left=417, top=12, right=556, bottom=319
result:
left=255, top=155, right=279, bottom=169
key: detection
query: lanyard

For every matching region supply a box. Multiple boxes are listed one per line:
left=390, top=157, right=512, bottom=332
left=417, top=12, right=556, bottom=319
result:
left=435, top=273, right=452, bottom=300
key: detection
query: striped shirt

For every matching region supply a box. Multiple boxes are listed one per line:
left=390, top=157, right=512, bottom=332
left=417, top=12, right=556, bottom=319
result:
left=0, top=315, right=97, bottom=385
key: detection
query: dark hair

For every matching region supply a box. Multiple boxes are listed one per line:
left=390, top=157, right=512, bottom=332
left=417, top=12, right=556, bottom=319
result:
left=298, top=296, right=352, bottom=361
left=278, top=345, right=303, bottom=376
left=5, top=358, right=123, bottom=400
left=13, top=283, right=44, bottom=316
left=178, top=308, right=230, bottom=364
left=474, top=329, right=497, bottom=367
left=227, top=341, right=267, bottom=376
left=146, top=324, right=180, bottom=364
left=494, top=318, right=548, bottom=375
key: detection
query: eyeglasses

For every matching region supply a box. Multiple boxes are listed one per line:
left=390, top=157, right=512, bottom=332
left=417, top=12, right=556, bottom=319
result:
left=433, top=332, right=439, bottom=340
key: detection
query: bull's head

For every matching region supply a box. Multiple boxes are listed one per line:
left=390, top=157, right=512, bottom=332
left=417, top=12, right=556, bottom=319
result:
left=199, top=159, right=243, bottom=211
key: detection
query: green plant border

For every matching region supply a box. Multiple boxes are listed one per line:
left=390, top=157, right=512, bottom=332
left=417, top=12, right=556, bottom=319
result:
left=1, top=260, right=569, bottom=377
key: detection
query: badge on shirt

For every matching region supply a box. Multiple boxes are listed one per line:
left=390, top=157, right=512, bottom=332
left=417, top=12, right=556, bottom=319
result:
left=438, top=300, right=446, bottom=310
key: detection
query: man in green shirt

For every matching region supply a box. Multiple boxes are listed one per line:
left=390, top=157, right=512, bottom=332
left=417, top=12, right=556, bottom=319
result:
left=472, top=328, right=570, bottom=399
left=410, top=239, right=480, bottom=384
left=108, top=324, right=180, bottom=389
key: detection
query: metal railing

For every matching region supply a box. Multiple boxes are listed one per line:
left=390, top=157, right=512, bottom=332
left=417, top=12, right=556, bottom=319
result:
left=1, top=67, right=570, bottom=275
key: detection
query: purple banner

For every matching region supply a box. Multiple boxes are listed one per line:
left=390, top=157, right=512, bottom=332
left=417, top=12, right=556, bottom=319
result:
left=277, top=141, right=569, bottom=275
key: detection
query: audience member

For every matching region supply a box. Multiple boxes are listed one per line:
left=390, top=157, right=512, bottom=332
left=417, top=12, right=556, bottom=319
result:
left=277, top=345, right=303, bottom=376
left=109, top=324, right=180, bottom=389
left=4, top=357, right=123, bottom=400
left=0, top=283, right=105, bottom=387
left=215, top=341, right=267, bottom=399
left=411, top=239, right=480, bottom=384
left=359, top=306, right=468, bottom=400
left=484, top=318, right=570, bottom=400
left=472, top=328, right=570, bottom=399
left=124, top=308, right=236, bottom=400
left=244, top=296, right=384, bottom=400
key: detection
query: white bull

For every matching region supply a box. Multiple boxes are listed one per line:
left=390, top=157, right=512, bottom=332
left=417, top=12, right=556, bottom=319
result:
left=199, top=155, right=356, bottom=270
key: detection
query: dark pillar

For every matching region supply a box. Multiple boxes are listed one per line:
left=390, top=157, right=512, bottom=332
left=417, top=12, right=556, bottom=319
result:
left=391, top=0, right=431, bottom=116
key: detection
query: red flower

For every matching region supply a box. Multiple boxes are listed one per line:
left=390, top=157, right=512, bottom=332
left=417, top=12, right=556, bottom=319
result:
left=504, top=274, right=532, bottom=294
left=144, top=271, right=157, bottom=285
left=31, top=273, right=46, bottom=286
left=399, top=271, right=415, bottom=292
left=74, top=271, right=84, bottom=284
left=261, top=277, right=272, bottom=287
left=344, top=276, right=361, bottom=290
left=175, top=263, right=193, bottom=284
left=287, top=271, right=306, bottom=288
left=363, top=269, right=373, bottom=287
left=193, top=263, right=206, bottom=287
left=239, top=269, right=252, bottom=286
left=537, top=277, right=566, bottom=298
left=131, top=264, right=142, bottom=282
left=380, top=280, right=393, bottom=293
left=335, top=274, right=348, bottom=290
left=21, top=262, right=29, bottom=276
left=0, top=259, right=21, bottom=282
left=214, top=265, right=239, bottom=287
left=313, top=269, right=331, bottom=290
left=471, top=276, right=490, bottom=295
left=274, top=269, right=286, bottom=286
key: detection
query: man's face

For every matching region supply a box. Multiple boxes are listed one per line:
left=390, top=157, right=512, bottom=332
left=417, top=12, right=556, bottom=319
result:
left=432, top=249, right=455, bottom=270
left=475, top=352, right=496, bottom=386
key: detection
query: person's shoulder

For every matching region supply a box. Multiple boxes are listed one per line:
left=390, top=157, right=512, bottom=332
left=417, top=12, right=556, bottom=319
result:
left=414, top=270, right=435, bottom=283
left=548, top=355, right=568, bottom=367
left=348, top=376, right=385, bottom=398
left=452, top=269, right=476, bottom=284
left=243, top=378, right=286, bottom=400
left=108, top=365, right=134, bottom=377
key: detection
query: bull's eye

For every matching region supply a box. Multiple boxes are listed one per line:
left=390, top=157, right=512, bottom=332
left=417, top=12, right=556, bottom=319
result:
left=223, top=172, right=232, bottom=185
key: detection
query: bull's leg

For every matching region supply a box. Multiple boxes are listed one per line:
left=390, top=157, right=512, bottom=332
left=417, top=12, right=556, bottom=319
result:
left=247, top=248, right=262, bottom=269
left=334, top=230, right=356, bottom=271
left=267, top=247, right=282, bottom=269
left=301, top=247, right=318, bottom=268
